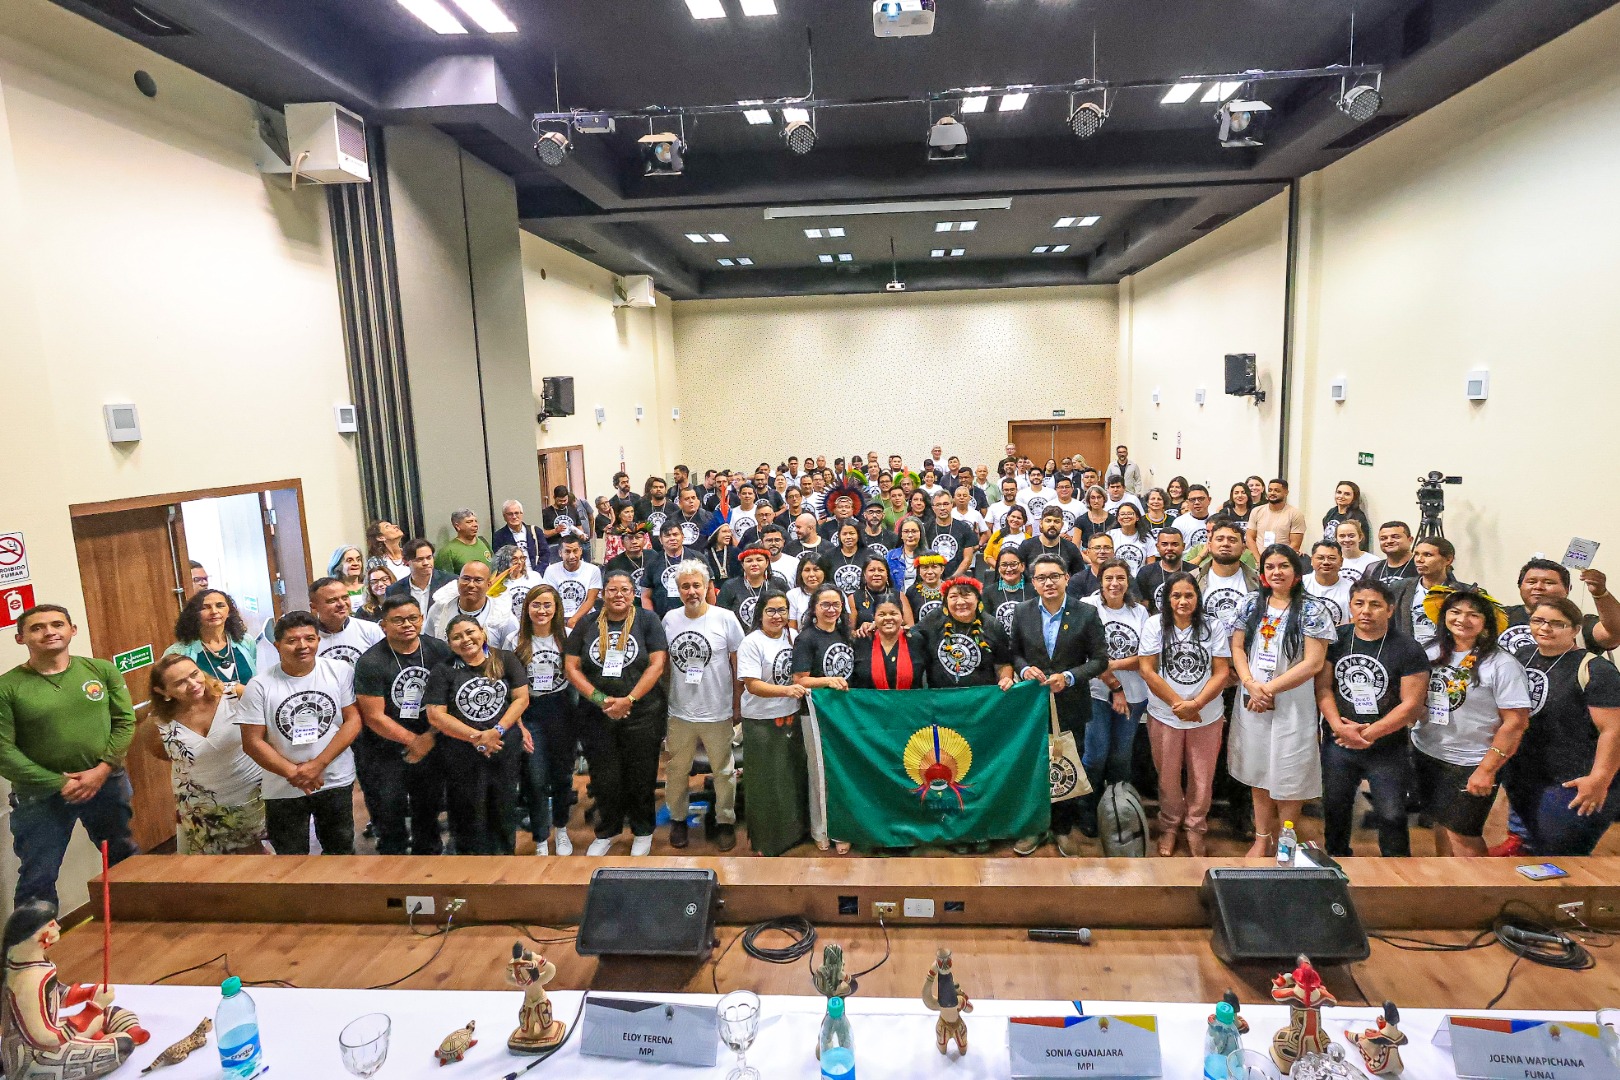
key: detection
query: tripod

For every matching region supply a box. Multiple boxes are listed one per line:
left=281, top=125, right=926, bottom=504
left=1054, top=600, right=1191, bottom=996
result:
left=1416, top=513, right=1444, bottom=541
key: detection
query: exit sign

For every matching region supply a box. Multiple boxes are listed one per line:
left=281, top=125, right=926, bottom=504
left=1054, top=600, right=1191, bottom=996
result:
left=1051, top=409, right=1067, bottom=418
left=1357, top=452, right=1374, bottom=466
left=113, top=644, right=154, bottom=674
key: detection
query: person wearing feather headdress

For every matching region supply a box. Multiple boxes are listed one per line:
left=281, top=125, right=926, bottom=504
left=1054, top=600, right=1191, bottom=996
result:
left=906, top=554, right=949, bottom=626
left=916, top=578, right=1016, bottom=691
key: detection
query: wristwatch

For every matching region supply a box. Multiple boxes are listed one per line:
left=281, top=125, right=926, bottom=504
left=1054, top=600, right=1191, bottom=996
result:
left=626, top=693, right=640, bottom=705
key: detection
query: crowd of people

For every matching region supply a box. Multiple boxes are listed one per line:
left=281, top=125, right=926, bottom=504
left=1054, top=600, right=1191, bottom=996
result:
left=2, top=443, right=1617, bottom=905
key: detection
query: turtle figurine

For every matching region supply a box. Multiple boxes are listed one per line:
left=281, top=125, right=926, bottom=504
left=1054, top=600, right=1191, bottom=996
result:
left=141, top=1017, right=213, bottom=1073
left=436, top=1020, right=478, bottom=1066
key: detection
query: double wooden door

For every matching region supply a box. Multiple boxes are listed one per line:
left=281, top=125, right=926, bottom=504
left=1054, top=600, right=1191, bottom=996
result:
left=1008, top=419, right=1111, bottom=473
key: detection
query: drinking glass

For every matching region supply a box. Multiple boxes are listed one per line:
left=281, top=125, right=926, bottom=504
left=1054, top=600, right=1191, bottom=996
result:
left=339, top=1012, right=391, bottom=1077
left=716, top=990, right=761, bottom=1080
left=1228, top=1047, right=1279, bottom=1080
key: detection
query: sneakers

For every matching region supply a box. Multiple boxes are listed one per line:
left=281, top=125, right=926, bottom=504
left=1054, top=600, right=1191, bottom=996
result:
left=553, top=829, right=573, bottom=856
left=1488, top=833, right=1526, bottom=858
left=534, top=839, right=549, bottom=857
left=669, top=821, right=689, bottom=849
left=630, top=834, right=653, bottom=857
left=586, top=837, right=614, bottom=857
left=715, top=823, right=737, bottom=852
left=1013, top=834, right=1044, bottom=856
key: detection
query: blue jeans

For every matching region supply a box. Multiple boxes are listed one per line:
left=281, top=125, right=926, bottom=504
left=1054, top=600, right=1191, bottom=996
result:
left=1085, top=697, right=1147, bottom=788
left=518, top=715, right=552, bottom=840
left=1504, top=775, right=1620, bottom=857
left=1321, top=737, right=1412, bottom=857
left=9, top=771, right=138, bottom=907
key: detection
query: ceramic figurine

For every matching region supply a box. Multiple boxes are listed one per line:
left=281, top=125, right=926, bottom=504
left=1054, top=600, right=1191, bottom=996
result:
left=140, top=1018, right=211, bottom=1073
left=436, top=1020, right=478, bottom=1066
left=1215, top=989, right=1250, bottom=1035
left=2, top=901, right=150, bottom=1080
left=506, top=944, right=566, bottom=1054
left=921, top=948, right=973, bottom=1056
left=1347, top=1001, right=1408, bottom=1075
left=1270, top=955, right=1336, bottom=1075
left=813, top=944, right=854, bottom=999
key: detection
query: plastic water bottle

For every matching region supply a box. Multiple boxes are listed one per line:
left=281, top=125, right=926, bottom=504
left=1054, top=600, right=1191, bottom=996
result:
left=217, top=976, right=266, bottom=1078
left=1276, top=820, right=1298, bottom=866
left=819, top=996, right=855, bottom=1079
left=1203, top=1000, right=1242, bottom=1079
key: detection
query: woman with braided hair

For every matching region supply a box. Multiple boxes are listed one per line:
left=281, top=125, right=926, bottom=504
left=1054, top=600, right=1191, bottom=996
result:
left=916, top=577, right=1016, bottom=690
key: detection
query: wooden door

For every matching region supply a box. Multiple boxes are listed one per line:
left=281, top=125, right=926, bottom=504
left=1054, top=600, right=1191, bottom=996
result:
left=1051, top=419, right=1111, bottom=474
left=1006, top=421, right=1055, bottom=466
left=70, top=507, right=185, bottom=852
left=538, top=445, right=586, bottom=500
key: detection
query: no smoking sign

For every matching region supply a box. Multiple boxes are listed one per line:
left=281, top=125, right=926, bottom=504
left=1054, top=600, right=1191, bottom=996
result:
left=0, top=532, right=27, bottom=588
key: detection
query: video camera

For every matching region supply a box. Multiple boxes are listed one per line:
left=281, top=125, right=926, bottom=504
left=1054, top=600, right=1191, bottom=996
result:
left=1416, top=470, right=1462, bottom=539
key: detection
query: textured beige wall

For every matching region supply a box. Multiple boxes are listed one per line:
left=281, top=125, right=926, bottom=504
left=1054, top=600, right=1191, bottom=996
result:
left=672, top=286, right=1118, bottom=471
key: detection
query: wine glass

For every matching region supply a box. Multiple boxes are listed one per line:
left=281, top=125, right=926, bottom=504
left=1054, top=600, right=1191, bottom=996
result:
left=1228, top=1047, right=1279, bottom=1080
left=716, top=990, right=761, bottom=1080
left=339, top=1012, right=391, bottom=1077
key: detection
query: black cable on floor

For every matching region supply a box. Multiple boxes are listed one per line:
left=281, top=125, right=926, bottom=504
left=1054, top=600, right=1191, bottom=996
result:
left=742, top=916, right=818, bottom=964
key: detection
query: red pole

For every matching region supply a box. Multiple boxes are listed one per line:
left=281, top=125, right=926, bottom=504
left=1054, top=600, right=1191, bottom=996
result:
left=101, top=839, right=111, bottom=990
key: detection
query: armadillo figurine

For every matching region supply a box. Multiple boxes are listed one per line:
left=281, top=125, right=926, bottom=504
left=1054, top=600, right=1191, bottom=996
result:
left=141, top=1017, right=213, bottom=1073
left=436, top=1020, right=478, bottom=1066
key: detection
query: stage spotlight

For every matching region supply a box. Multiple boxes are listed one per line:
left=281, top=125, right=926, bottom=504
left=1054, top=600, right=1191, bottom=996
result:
left=927, top=115, right=968, bottom=162
left=1069, top=100, right=1107, bottom=139
left=782, top=120, right=816, bottom=154
left=534, top=130, right=572, bottom=166
left=639, top=131, right=685, bottom=176
left=1216, top=99, right=1271, bottom=147
left=1337, top=84, right=1383, bottom=123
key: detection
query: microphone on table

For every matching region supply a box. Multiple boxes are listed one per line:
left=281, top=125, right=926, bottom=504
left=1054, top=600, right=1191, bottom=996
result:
left=1028, top=927, right=1092, bottom=945
left=1500, top=925, right=1568, bottom=947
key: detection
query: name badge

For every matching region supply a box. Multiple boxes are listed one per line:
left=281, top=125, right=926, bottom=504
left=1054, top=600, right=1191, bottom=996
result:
left=579, top=997, right=719, bottom=1067
left=1253, top=645, right=1278, bottom=681
left=1427, top=688, right=1451, bottom=726
left=398, top=687, right=423, bottom=721
left=1008, top=1014, right=1164, bottom=1078
left=601, top=650, right=626, bottom=679
left=1350, top=687, right=1379, bottom=715
left=684, top=667, right=704, bottom=685
left=1263, top=531, right=1276, bottom=547
left=666, top=581, right=681, bottom=598
left=289, top=715, right=321, bottom=746
left=1441, top=1016, right=1618, bottom=1080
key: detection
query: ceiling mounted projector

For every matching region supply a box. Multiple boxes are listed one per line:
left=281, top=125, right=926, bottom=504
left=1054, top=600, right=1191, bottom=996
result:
left=927, top=115, right=968, bottom=161
left=1217, top=99, right=1272, bottom=147
left=873, top=0, right=935, bottom=37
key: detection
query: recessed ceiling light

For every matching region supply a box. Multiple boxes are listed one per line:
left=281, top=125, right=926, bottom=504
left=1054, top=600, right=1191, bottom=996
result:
left=708, top=233, right=730, bottom=243
left=999, top=92, right=1029, bottom=112
left=1078, top=215, right=1100, bottom=227
left=958, top=220, right=977, bottom=232
left=740, top=100, right=772, bottom=124
left=1055, top=217, right=1076, bottom=228
left=717, top=258, right=735, bottom=266
left=782, top=107, right=810, bottom=123
left=737, top=257, right=754, bottom=266
left=935, top=222, right=953, bottom=232
left=397, top=0, right=467, bottom=34
left=685, top=0, right=725, bottom=18
left=1201, top=81, right=1244, bottom=103
left=930, top=249, right=946, bottom=258
left=447, top=0, right=515, bottom=32
left=961, top=96, right=989, bottom=114
left=1032, top=245, right=1051, bottom=254
left=685, top=233, right=708, bottom=243
left=819, top=254, right=835, bottom=263
left=1161, top=82, right=1201, bottom=104
left=827, top=226, right=845, bottom=237
left=951, top=248, right=965, bottom=256
left=837, top=253, right=853, bottom=262
left=804, top=228, right=824, bottom=239
left=739, top=0, right=777, bottom=13
left=1053, top=244, right=1070, bottom=253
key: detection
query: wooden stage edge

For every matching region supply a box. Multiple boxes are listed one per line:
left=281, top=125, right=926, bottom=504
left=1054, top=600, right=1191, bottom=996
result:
left=93, top=854, right=1620, bottom=931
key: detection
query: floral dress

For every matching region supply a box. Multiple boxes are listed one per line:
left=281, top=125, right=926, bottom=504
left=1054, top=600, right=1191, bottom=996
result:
left=158, top=697, right=267, bottom=853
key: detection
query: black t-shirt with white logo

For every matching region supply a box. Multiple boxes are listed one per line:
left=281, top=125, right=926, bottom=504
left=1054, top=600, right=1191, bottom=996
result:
left=642, top=550, right=691, bottom=617
left=915, top=609, right=1013, bottom=688
left=860, top=529, right=898, bottom=558
left=984, top=581, right=1034, bottom=633
left=354, top=636, right=453, bottom=741
left=828, top=549, right=872, bottom=596
left=606, top=552, right=649, bottom=595
left=1017, top=536, right=1083, bottom=577
left=923, top=518, right=977, bottom=569
left=717, top=574, right=789, bottom=632
left=423, top=650, right=527, bottom=731
left=566, top=607, right=668, bottom=718
left=1513, top=645, right=1620, bottom=786
left=1502, top=605, right=1608, bottom=657
left=792, top=624, right=856, bottom=683
left=635, top=497, right=670, bottom=537
left=1325, top=626, right=1429, bottom=748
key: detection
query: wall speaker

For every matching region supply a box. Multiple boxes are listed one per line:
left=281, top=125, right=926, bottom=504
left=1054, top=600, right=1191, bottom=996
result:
left=1201, top=867, right=1368, bottom=965
left=576, top=868, right=719, bottom=959
left=541, top=376, right=576, bottom=418
left=1224, top=353, right=1257, bottom=396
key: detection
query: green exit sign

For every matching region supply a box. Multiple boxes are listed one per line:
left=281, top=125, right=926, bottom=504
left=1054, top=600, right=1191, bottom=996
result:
left=113, top=644, right=154, bottom=674
left=1358, top=452, right=1375, bottom=467
left=1051, top=409, right=1067, bottom=418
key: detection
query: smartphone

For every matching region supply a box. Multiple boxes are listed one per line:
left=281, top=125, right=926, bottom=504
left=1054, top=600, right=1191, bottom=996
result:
left=1515, top=863, right=1568, bottom=880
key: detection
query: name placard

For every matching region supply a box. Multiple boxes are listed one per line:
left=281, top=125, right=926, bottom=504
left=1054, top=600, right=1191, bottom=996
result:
left=1446, top=1016, right=1620, bottom=1080
left=1009, top=1014, right=1163, bottom=1078
left=579, top=996, right=719, bottom=1067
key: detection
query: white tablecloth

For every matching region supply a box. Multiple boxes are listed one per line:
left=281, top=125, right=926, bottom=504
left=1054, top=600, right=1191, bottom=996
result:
left=102, top=984, right=1595, bottom=1079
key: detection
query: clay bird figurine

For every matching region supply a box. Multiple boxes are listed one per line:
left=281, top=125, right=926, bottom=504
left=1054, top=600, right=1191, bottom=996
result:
left=436, top=1020, right=478, bottom=1066
left=141, top=1017, right=212, bottom=1073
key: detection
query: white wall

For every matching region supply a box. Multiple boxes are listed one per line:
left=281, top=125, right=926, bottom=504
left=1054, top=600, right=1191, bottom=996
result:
left=672, top=286, right=1118, bottom=471
left=521, top=234, right=682, bottom=497
left=1117, top=5, right=1620, bottom=593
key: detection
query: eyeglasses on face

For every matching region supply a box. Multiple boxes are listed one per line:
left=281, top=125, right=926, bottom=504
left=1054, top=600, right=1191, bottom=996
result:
left=1528, top=617, right=1574, bottom=630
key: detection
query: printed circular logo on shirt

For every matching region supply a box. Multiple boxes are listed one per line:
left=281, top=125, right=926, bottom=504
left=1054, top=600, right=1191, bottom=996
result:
left=586, top=629, right=642, bottom=668
left=865, top=541, right=890, bottom=557
left=527, top=642, right=564, bottom=694
left=646, top=510, right=667, bottom=535
left=322, top=644, right=362, bottom=665
left=937, top=633, right=982, bottom=678
left=510, top=587, right=531, bottom=617
left=1334, top=653, right=1389, bottom=702
left=1026, top=495, right=1050, bottom=519
left=1058, top=506, right=1079, bottom=530
left=668, top=629, right=714, bottom=676
left=1115, top=543, right=1144, bottom=572
left=389, top=666, right=429, bottom=710
left=1205, top=587, right=1244, bottom=626
left=454, top=676, right=508, bottom=726
left=1104, top=620, right=1140, bottom=661
left=1412, top=601, right=1436, bottom=639
left=1186, top=526, right=1210, bottom=548
left=1312, top=594, right=1344, bottom=626
left=81, top=679, right=106, bottom=702
left=917, top=599, right=942, bottom=621
left=556, top=579, right=587, bottom=615
left=832, top=563, right=863, bottom=593
left=1152, top=581, right=1168, bottom=609
left=660, top=563, right=682, bottom=595
left=930, top=533, right=960, bottom=562
left=822, top=642, right=855, bottom=679
left=679, top=520, right=701, bottom=546
left=737, top=596, right=760, bottom=629
left=1429, top=665, right=1469, bottom=712
left=1302, top=597, right=1337, bottom=636
left=1342, top=565, right=1365, bottom=583
left=1497, top=624, right=1535, bottom=654
left=272, top=690, right=338, bottom=742
left=770, top=649, right=794, bottom=685
left=1524, top=667, right=1549, bottom=717
left=995, top=600, right=1019, bottom=633
left=1163, top=637, right=1212, bottom=686
left=732, top=518, right=757, bottom=542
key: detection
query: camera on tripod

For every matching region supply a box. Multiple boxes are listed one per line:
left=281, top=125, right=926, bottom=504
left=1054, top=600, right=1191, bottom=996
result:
left=1416, top=470, right=1462, bottom=540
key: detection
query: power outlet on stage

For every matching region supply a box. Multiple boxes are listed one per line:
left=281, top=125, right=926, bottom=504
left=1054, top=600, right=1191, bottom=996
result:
left=405, top=896, right=436, bottom=917
left=873, top=902, right=898, bottom=918
left=903, top=898, right=935, bottom=919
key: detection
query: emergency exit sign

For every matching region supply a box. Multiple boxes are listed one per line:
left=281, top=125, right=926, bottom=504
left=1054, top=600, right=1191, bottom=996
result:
left=113, top=644, right=154, bottom=674
left=1358, top=452, right=1374, bottom=466
left=1051, top=409, right=1067, bottom=417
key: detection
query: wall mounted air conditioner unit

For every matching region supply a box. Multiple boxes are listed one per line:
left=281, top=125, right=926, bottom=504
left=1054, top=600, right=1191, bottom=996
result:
left=254, top=102, right=370, bottom=184
left=613, top=275, right=657, bottom=308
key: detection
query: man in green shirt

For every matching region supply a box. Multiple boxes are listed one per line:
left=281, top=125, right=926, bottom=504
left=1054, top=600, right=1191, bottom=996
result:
left=435, top=508, right=494, bottom=575
left=0, top=604, right=138, bottom=906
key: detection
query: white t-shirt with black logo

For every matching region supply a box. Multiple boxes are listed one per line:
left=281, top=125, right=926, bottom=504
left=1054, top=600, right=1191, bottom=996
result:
left=317, top=617, right=384, bottom=668
left=1413, top=646, right=1531, bottom=766
left=1202, top=566, right=1254, bottom=633
left=1340, top=552, right=1379, bottom=583
left=500, top=571, right=545, bottom=619
left=1303, top=574, right=1353, bottom=626
left=1171, top=513, right=1211, bottom=551
left=662, top=606, right=745, bottom=723
left=737, top=629, right=798, bottom=721
left=1139, top=616, right=1232, bottom=728
left=524, top=635, right=568, bottom=697
left=1107, top=530, right=1151, bottom=574
left=235, top=658, right=357, bottom=800
left=543, top=561, right=603, bottom=619
left=1083, top=597, right=1150, bottom=703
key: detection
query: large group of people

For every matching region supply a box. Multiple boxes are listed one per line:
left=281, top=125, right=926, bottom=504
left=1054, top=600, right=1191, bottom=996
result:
left=3, top=443, right=1617, bottom=904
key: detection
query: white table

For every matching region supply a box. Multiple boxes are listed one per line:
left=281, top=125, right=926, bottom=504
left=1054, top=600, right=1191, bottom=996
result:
left=106, top=984, right=1597, bottom=1079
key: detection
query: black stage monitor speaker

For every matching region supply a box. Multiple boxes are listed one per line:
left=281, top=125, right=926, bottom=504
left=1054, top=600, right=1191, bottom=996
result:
left=576, top=867, right=719, bottom=959
left=1224, top=353, right=1257, bottom=396
left=541, top=375, right=576, bottom=418
left=1201, top=867, right=1369, bottom=965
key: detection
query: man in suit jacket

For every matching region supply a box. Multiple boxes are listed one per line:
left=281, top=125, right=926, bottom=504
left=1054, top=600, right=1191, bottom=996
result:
left=1009, top=553, right=1109, bottom=855
left=387, top=539, right=456, bottom=624
left=493, top=500, right=553, bottom=574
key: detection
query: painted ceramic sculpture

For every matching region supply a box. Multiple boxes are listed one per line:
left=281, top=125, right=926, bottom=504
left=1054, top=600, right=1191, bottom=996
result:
left=1347, top=1001, right=1408, bottom=1075
left=921, top=948, right=973, bottom=1056
left=435, top=1020, right=477, bottom=1066
left=813, top=944, right=854, bottom=999
left=1, top=901, right=150, bottom=1080
left=506, top=943, right=566, bottom=1054
left=1215, top=988, right=1250, bottom=1035
left=140, top=1018, right=211, bottom=1073
left=1270, top=955, right=1336, bottom=1075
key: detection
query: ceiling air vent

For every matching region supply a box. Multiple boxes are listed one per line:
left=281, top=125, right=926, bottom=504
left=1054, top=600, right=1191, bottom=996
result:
left=1323, top=114, right=1410, bottom=152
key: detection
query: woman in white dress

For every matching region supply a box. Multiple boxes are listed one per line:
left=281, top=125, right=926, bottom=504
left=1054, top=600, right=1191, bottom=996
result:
left=146, top=654, right=266, bottom=854
left=1229, top=544, right=1337, bottom=858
